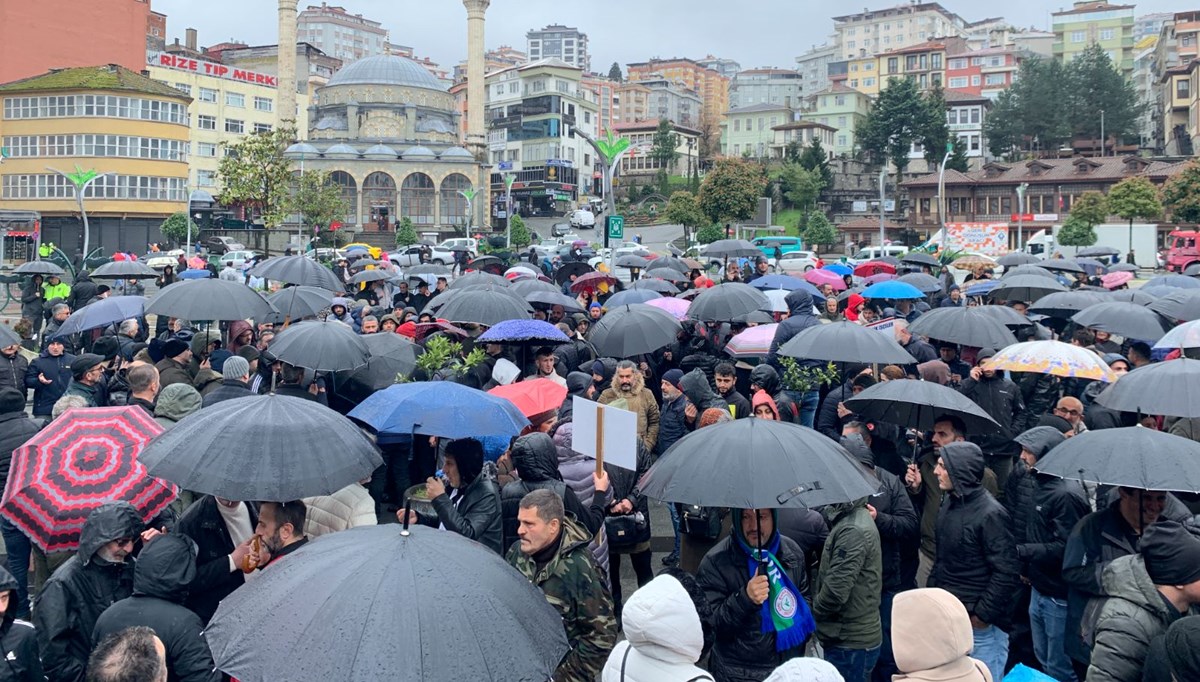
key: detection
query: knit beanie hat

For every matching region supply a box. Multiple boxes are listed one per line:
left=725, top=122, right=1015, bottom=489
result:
left=222, top=355, right=250, bottom=380
left=208, top=349, right=233, bottom=373
left=1140, top=520, right=1200, bottom=586
left=662, top=368, right=685, bottom=390
left=1166, top=616, right=1200, bottom=680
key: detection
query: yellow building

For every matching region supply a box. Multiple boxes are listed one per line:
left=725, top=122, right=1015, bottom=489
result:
left=626, top=58, right=729, bottom=130
left=845, top=56, right=881, bottom=96
left=0, top=64, right=191, bottom=255
left=145, top=51, right=310, bottom=194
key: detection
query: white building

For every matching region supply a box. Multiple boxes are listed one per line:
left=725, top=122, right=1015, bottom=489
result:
left=833, top=2, right=968, bottom=61
left=729, top=68, right=804, bottom=110
left=697, top=55, right=742, bottom=79
left=795, top=43, right=841, bottom=97
left=297, top=3, right=388, bottom=63
left=526, top=25, right=590, bottom=73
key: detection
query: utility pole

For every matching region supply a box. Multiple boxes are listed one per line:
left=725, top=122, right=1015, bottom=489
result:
left=878, top=167, right=887, bottom=248
left=935, top=142, right=952, bottom=250
left=1015, top=182, right=1029, bottom=252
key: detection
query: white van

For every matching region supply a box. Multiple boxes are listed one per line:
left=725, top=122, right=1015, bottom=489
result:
left=570, top=209, right=596, bottom=229
left=851, top=245, right=908, bottom=263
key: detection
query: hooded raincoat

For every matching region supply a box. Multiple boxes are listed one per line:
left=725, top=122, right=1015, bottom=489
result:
left=892, top=588, right=992, bottom=682
left=601, top=575, right=713, bottom=682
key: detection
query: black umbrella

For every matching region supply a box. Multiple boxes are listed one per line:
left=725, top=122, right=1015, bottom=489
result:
left=508, top=278, right=558, bottom=295
left=907, top=307, right=1017, bottom=349
left=1038, top=259, right=1085, bottom=274
left=1095, top=358, right=1200, bottom=418
left=267, top=286, right=334, bottom=320
left=703, top=239, right=760, bottom=259
left=1034, top=427, right=1200, bottom=493
left=645, top=267, right=690, bottom=283
left=632, top=278, right=680, bottom=294
left=777, top=321, right=915, bottom=365
left=1108, top=262, right=1139, bottom=273
left=450, top=272, right=509, bottom=290
left=251, top=255, right=346, bottom=291
left=348, top=258, right=383, bottom=270
left=638, top=418, right=879, bottom=509
left=268, top=319, right=370, bottom=372
left=524, top=290, right=586, bottom=313
left=996, top=252, right=1041, bottom=267
left=335, top=333, right=424, bottom=405
left=606, top=289, right=661, bottom=307
left=553, top=261, right=594, bottom=285
left=616, top=254, right=650, bottom=269
left=654, top=257, right=691, bottom=274
left=1001, top=265, right=1056, bottom=279
left=971, top=304, right=1034, bottom=328
left=896, top=272, right=942, bottom=293
left=14, top=261, right=66, bottom=277
left=138, top=394, right=382, bottom=501
left=687, top=283, right=770, bottom=322
left=587, top=304, right=682, bottom=358
left=844, top=379, right=1001, bottom=434
left=423, top=286, right=526, bottom=314
left=1077, top=245, right=1121, bottom=257
left=1149, top=290, right=1200, bottom=322
left=145, top=279, right=276, bottom=321
left=1071, top=301, right=1172, bottom=342
left=467, top=255, right=505, bottom=274
left=405, top=263, right=452, bottom=277
left=1107, top=289, right=1156, bottom=305
left=989, top=275, right=1067, bottom=302
left=90, top=260, right=158, bottom=279
left=349, top=269, right=392, bottom=285
left=205, top=524, right=568, bottom=682
left=436, top=287, right=533, bottom=326
left=1028, top=291, right=1108, bottom=319
left=899, top=252, right=940, bottom=268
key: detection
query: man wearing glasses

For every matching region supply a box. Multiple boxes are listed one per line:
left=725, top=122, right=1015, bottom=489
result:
left=1053, top=397, right=1087, bottom=436
left=64, top=353, right=108, bottom=408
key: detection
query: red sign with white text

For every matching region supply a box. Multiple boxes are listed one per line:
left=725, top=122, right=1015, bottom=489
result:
left=148, top=52, right=278, bottom=88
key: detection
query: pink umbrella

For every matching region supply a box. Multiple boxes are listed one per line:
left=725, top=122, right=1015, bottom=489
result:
left=725, top=323, right=779, bottom=358
left=646, top=296, right=690, bottom=321
left=187, top=256, right=207, bottom=269
left=863, top=272, right=897, bottom=285
left=804, top=269, right=847, bottom=291
left=1101, top=271, right=1134, bottom=289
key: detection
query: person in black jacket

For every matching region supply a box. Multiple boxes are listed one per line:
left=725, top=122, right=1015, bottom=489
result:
left=714, top=363, right=751, bottom=419
left=749, top=364, right=800, bottom=425
left=176, top=496, right=259, bottom=624
left=0, top=345, right=27, bottom=397
left=0, top=565, right=40, bottom=682
left=927, top=441, right=1021, bottom=682
left=765, top=290, right=821, bottom=427
left=66, top=273, right=97, bottom=314
left=958, top=348, right=1025, bottom=495
left=410, top=438, right=503, bottom=554
left=499, top=433, right=607, bottom=552
left=34, top=502, right=145, bottom=682
left=92, top=534, right=219, bottom=682
left=680, top=368, right=727, bottom=430
left=605, top=441, right=653, bottom=619
left=816, top=373, right=875, bottom=442
left=0, top=388, right=42, bottom=619
left=25, top=338, right=73, bottom=417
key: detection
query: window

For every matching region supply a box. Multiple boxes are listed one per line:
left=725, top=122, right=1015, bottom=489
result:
left=1099, top=28, right=1114, bottom=41
left=1179, top=78, right=1191, bottom=100
left=532, top=79, right=546, bottom=93
left=850, top=63, right=859, bottom=72
left=1071, top=31, right=1085, bottom=43
left=254, top=96, right=272, bottom=112
left=401, top=173, right=435, bottom=224
left=887, top=57, right=899, bottom=73
left=197, top=115, right=217, bottom=130
left=198, top=88, right=217, bottom=103
left=253, top=122, right=272, bottom=133
left=864, top=62, right=874, bottom=71
left=837, top=134, right=847, bottom=146
left=173, top=83, right=191, bottom=95
left=864, top=77, right=876, bottom=87
left=2, top=95, right=185, bottom=123
left=948, top=76, right=969, bottom=89
left=758, top=117, right=764, bottom=131
left=197, top=142, right=217, bottom=157
left=947, top=109, right=958, bottom=125
left=848, top=40, right=857, bottom=50
left=508, top=82, right=518, bottom=93
left=197, top=170, right=216, bottom=187
left=970, top=107, right=980, bottom=124
left=734, top=119, right=741, bottom=132
left=931, top=53, right=942, bottom=69
left=835, top=95, right=846, bottom=106
left=225, top=92, right=244, bottom=107
left=225, top=119, right=244, bottom=134
left=2, top=174, right=186, bottom=201
left=439, top=174, right=472, bottom=226
left=949, top=58, right=967, bottom=70
left=733, top=144, right=740, bottom=155
left=971, top=75, right=981, bottom=86
left=985, top=74, right=1006, bottom=86
left=850, top=79, right=859, bottom=87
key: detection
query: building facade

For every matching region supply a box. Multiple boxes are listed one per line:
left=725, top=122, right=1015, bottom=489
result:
left=697, top=56, right=742, bottom=79
left=877, top=37, right=968, bottom=92
left=526, top=26, right=590, bottom=73
left=770, top=121, right=836, bottom=161
left=807, top=84, right=873, bottom=158
left=0, top=64, right=191, bottom=255
left=626, top=58, right=730, bottom=131
left=0, top=0, right=151, bottom=84
left=845, top=56, right=882, bottom=96
left=719, top=103, right=795, bottom=159
left=1152, top=12, right=1200, bottom=155
left=728, top=69, right=804, bottom=110
left=296, top=3, right=388, bottom=63
left=213, top=43, right=342, bottom=106
left=794, top=43, right=841, bottom=98
left=833, top=3, right=969, bottom=62
left=632, top=79, right=701, bottom=127
left=945, top=47, right=1028, bottom=99
left=581, top=74, right=619, bottom=133
left=613, top=121, right=701, bottom=180
left=1052, top=1, right=1136, bottom=74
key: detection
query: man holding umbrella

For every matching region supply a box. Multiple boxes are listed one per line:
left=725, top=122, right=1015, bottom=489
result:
left=958, top=349, right=1024, bottom=493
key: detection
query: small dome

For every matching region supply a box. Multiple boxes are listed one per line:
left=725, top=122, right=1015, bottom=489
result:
left=323, top=144, right=359, bottom=157
left=402, top=145, right=436, bottom=159
left=439, top=146, right=474, bottom=159
left=326, top=55, right=447, bottom=92
left=363, top=144, right=398, bottom=158
left=284, top=142, right=320, bottom=157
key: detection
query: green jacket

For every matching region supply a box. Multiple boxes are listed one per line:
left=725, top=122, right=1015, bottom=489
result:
left=507, top=515, right=617, bottom=682
left=1086, top=554, right=1193, bottom=682
left=64, top=379, right=99, bottom=407
left=42, top=281, right=70, bottom=301
left=813, top=501, right=883, bottom=649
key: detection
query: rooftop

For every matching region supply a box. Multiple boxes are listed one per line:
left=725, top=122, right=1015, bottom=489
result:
left=613, top=121, right=702, bottom=135
left=772, top=121, right=837, bottom=132
left=1052, top=1, right=1134, bottom=17
left=326, top=54, right=446, bottom=91
left=0, top=64, right=190, bottom=100
left=725, top=102, right=795, bottom=115
left=902, top=156, right=1186, bottom=187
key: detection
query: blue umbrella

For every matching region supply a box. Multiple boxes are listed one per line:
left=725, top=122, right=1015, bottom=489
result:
left=178, top=268, right=211, bottom=280
left=605, top=289, right=661, bottom=307
left=477, top=319, right=570, bottom=345
left=822, top=263, right=853, bottom=276
left=343, top=244, right=370, bottom=253
left=965, top=280, right=1001, bottom=297
left=748, top=274, right=808, bottom=291
left=861, top=280, right=925, bottom=300
left=51, top=296, right=147, bottom=337
left=1146, top=274, right=1200, bottom=290
left=751, top=276, right=826, bottom=303
left=348, top=382, right=530, bottom=439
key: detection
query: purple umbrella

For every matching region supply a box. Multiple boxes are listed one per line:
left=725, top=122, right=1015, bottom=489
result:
left=725, top=324, right=779, bottom=358
left=645, top=296, right=690, bottom=321
left=477, top=319, right=570, bottom=345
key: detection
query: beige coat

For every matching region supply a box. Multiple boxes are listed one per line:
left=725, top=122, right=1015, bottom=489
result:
left=892, top=588, right=992, bottom=682
left=597, top=370, right=660, bottom=452
left=303, top=483, right=377, bottom=539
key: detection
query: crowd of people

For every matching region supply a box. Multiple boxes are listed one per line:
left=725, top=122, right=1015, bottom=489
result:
left=0, top=245, right=1196, bottom=682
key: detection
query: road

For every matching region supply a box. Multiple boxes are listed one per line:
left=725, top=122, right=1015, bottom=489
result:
left=523, top=217, right=686, bottom=254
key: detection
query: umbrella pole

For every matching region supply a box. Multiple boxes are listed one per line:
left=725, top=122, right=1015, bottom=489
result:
left=401, top=498, right=412, bottom=536
left=755, top=512, right=767, bottom=574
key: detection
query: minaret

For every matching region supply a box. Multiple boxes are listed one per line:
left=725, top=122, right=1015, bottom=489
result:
left=278, top=0, right=299, bottom=129
left=462, top=0, right=489, bottom=151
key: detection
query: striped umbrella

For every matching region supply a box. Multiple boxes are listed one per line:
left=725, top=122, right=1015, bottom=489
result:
left=725, top=324, right=779, bottom=358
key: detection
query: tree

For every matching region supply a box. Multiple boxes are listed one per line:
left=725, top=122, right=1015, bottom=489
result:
left=217, top=126, right=297, bottom=228
left=650, top=118, right=679, bottom=195
left=394, top=217, right=419, bottom=247
left=508, top=214, right=532, bottom=248
left=920, top=85, right=951, bottom=170
left=698, top=158, right=767, bottom=224
left=1161, top=161, right=1200, bottom=224
left=696, top=223, right=725, bottom=244
left=159, top=212, right=194, bottom=246
left=287, top=170, right=349, bottom=244
left=1107, top=177, right=1163, bottom=256
left=1070, top=191, right=1109, bottom=227
left=778, top=163, right=824, bottom=211
left=983, top=57, right=1071, bottom=158
left=608, top=62, right=622, bottom=82
left=665, top=191, right=706, bottom=241
left=855, top=77, right=930, bottom=183
left=802, top=211, right=838, bottom=251
left=1056, top=215, right=1098, bottom=247
left=945, top=137, right=970, bottom=173
left=697, top=112, right=722, bottom=163
left=1064, top=45, right=1138, bottom=145
left=797, top=138, right=833, bottom=195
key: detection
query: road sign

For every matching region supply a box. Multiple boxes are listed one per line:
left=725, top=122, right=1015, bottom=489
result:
left=607, top=215, right=625, bottom=240
left=1010, top=214, right=1034, bottom=222
left=497, top=161, right=512, bottom=171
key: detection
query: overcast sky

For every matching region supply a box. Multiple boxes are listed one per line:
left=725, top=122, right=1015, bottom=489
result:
left=154, top=0, right=1183, bottom=74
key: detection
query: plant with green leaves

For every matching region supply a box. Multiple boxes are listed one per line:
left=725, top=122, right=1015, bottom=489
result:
left=395, top=217, right=419, bottom=246
left=779, top=359, right=840, bottom=393
left=855, top=77, right=931, bottom=183
left=1161, top=161, right=1200, bottom=224
left=1056, top=214, right=1098, bottom=247
left=159, top=212, right=194, bottom=246
left=650, top=118, right=679, bottom=195
left=698, top=158, right=767, bottom=225
left=287, top=170, right=349, bottom=240
left=217, top=126, right=298, bottom=229
left=797, top=138, right=833, bottom=194
left=945, top=137, right=970, bottom=173
left=1107, top=177, right=1163, bottom=240
left=509, top=214, right=532, bottom=248
left=696, top=223, right=725, bottom=244
left=779, top=164, right=824, bottom=212
left=665, top=191, right=706, bottom=242
left=1070, top=191, right=1109, bottom=227
left=802, top=211, right=838, bottom=250
left=416, top=335, right=485, bottom=379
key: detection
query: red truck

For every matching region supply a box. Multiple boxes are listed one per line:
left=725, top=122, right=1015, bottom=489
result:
left=1164, top=229, right=1200, bottom=273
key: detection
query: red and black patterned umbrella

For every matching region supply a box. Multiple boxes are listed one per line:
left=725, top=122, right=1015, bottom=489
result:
left=1, top=406, right=177, bottom=552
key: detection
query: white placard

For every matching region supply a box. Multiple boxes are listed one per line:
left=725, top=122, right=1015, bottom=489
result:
left=571, top=396, right=638, bottom=471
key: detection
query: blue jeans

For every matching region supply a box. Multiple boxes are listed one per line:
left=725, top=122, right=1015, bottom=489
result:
left=971, top=624, right=1009, bottom=681
left=1030, top=587, right=1077, bottom=682
left=667, top=503, right=681, bottom=557
left=825, top=644, right=881, bottom=682
left=785, top=389, right=820, bottom=429
left=0, top=519, right=30, bottom=618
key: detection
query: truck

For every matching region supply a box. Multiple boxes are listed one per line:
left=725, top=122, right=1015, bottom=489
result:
left=1023, top=223, right=1159, bottom=268
left=1164, top=229, right=1200, bottom=273
left=925, top=223, right=1009, bottom=256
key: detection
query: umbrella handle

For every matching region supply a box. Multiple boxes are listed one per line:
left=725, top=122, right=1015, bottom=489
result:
left=401, top=498, right=412, bottom=536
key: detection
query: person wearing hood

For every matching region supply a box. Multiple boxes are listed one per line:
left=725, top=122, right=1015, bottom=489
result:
left=766, top=289, right=821, bottom=427
left=598, top=360, right=659, bottom=452
left=750, top=364, right=800, bottom=425
left=408, top=438, right=503, bottom=554
left=1083, top=354, right=1134, bottom=432
left=1006, top=427, right=1088, bottom=682
left=680, top=367, right=727, bottom=431
left=66, top=272, right=97, bottom=312
left=891, top=588, right=992, bottom=682
left=1145, top=616, right=1200, bottom=682
left=499, top=432, right=607, bottom=551
left=601, top=574, right=713, bottom=682
left=35, top=502, right=147, bottom=682
left=175, top=496, right=259, bottom=625
left=1086, top=521, right=1200, bottom=682
left=0, top=387, right=43, bottom=619
left=590, top=358, right=618, bottom=395
left=763, top=659, right=844, bottom=682
left=0, top=564, right=40, bottom=682
left=697, top=507, right=812, bottom=682
left=927, top=442, right=1020, bottom=682
left=153, top=383, right=201, bottom=430
left=92, top=535, right=219, bottom=682
left=328, top=298, right=356, bottom=329
left=25, top=336, right=73, bottom=418
left=20, top=274, right=45, bottom=344
left=958, top=349, right=1024, bottom=495
left=752, top=390, right=780, bottom=420
left=553, top=422, right=611, bottom=577
left=558, top=371, right=594, bottom=422
left=226, top=320, right=254, bottom=355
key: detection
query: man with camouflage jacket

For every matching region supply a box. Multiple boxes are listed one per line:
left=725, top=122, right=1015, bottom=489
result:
left=506, top=489, right=616, bottom=682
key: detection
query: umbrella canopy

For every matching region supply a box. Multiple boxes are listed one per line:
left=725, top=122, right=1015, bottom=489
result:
left=1107, top=289, right=1156, bottom=305
left=687, top=282, right=771, bottom=322
left=964, top=280, right=1001, bottom=297
left=804, top=269, right=848, bottom=291
left=1002, top=265, right=1057, bottom=280
left=1100, top=271, right=1134, bottom=289
left=553, top=261, right=594, bottom=285
left=349, top=269, right=392, bottom=285
left=897, top=272, right=942, bottom=293
left=569, top=271, right=619, bottom=293
left=900, top=252, right=940, bottom=267
left=844, top=379, right=1001, bottom=434
left=1072, top=258, right=1109, bottom=276
left=907, top=307, right=1018, bottom=349
left=266, top=286, right=334, bottom=320
left=1077, top=245, right=1121, bottom=257
left=348, top=259, right=383, bottom=270
left=488, top=378, right=569, bottom=418
left=1, top=407, right=177, bottom=552
left=90, top=260, right=158, bottom=279
left=1146, top=274, right=1200, bottom=290
left=508, top=278, right=559, bottom=296
left=1028, top=291, right=1108, bottom=319
left=971, top=304, right=1035, bottom=328
left=524, top=290, right=586, bottom=314
left=631, top=278, right=680, bottom=294
left=703, top=239, right=760, bottom=259
left=645, top=296, right=690, bottom=321
left=761, top=289, right=789, bottom=313
left=777, top=321, right=915, bottom=365
left=639, top=418, right=879, bottom=509
left=406, top=263, right=452, bottom=277
left=822, top=263, right=853, bottom=276
left=862, top=273, right=897, bottom=286
left=14, top=261, right=66, bottom=277
left=615, top=254, right=650, bottom=269
left=146, top=279, right=275, bottom=321
left=1034, top=427, right=1200, bottom=493
left=467, top=256, right=505, bottom=275
left=0, top=325, right=20, bottom=348
left=450, top=272, right=509, bottom=290
left=645, top=267, right=690, bottom=283
left=1038, top=259, right=1085, bottom=274
left=588, top=304, right=683, bottom=357
left=989, top=275, right=1067, bottom=302
left=335, top=333, right=424, bottom=405
left=177, top=269, right=211, bottom=280
left=861, top=281, right=924, bottom=300
left=1094, top=358, right=1200, bottom=418
left=1149, top=290, right=1200, bottom=323
left=606, top=289, right=662, bottom=307
left=1153, top=319, right=1200, bottom=350
left=477, top=319, right=570, bottom=345
left=436, top=287, right=533, bottom=326
left=349, top=382, right=530, bottom=439
left=653, top=256, right=691, bottom=274
left=951, top=254, right=997, bottom=270
left=250, top=256, right=345, bottom=291
left=205, top=524, right=568, bottom=682
left=725, top=324, right=779, bottom=358
left=1071, top=302, right=1172, bottom=342
left=504, top=265, right=540, bottom=281
left=50, top=296, right=147, bottom=338
left=987, top=340, right=1116, bottom=382
left=1106, top=262, right=1139, bottom=273
left=139, top=395, right=381, bottom=501
left=748, top=274, right=808, bottom=291
left=854, top=261, right=897, bottom=277
left=268, top=319, right=370, bottom=372
left=996, top=252, right=1041, bottom=267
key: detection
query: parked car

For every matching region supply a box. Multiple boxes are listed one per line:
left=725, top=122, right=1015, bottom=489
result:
left=774, top=250, right=824, bottom=274
left=439, top=238, right=478, bottom=258
left=389, top=244, right=455, bottom=267
left=569, top=209, right=596, bottom=229
left=849, top=245, right=908, bottom=263
left=145, top=249, right=185, bottom=270
left=200, top=235, right=245, bottom=255
left=752, top=236, right=805, bottom=259
left=550, top=222, right=571, bottom=237
left=213, top=250, right=264, bottom=269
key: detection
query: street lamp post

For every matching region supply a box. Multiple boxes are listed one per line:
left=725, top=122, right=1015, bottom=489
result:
left=188, top=189, right=215, bottom=260
left=46, top=166, right=114, bottom=265
left=1099, top=109, right=1106, bottom=158
left=1015, top=182, right=1029, bottom=252
left=935, top=142, right=953, bottom=250
left=878, top=167, right=887, bottom=248
left=503, top=174, right=515, bottom=249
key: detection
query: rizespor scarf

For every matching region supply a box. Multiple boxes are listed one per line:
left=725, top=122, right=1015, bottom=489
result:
left=736, top=530, right=815, bottom=651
